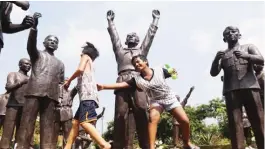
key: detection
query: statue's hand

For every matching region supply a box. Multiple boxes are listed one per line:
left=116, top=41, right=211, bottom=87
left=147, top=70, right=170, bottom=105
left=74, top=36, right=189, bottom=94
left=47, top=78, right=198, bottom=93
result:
left=107, top=10, right=115, bottom=21
left=190, top=86, right=195, bottom=91
left=233, top=50, right=250, bottom=60
left=32, top=12, right=42, bottom=28
left=215, top=51, right=225, bottom=61
left=21, top=15, right=34, bottom=29
left=21, top=78, right=29, bottom=85
left=152, top=10, right=160, bottom=19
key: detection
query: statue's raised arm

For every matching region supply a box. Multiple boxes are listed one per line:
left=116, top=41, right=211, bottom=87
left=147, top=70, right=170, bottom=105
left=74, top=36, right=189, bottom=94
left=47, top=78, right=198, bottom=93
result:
left=27, top=12, right=42, bottom=61
left=140, top=10, right=160, bottom=56
left=107, top=10, right=123, bottom=53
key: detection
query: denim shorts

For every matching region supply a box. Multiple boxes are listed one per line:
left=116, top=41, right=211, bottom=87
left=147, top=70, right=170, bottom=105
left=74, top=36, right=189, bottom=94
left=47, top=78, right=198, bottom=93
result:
left=74, top=100, right=98, bottom=124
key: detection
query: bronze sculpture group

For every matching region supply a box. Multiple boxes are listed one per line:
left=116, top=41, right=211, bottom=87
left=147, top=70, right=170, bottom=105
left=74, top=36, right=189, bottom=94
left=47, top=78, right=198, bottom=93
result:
left=0, top=1, right=264, bottom=149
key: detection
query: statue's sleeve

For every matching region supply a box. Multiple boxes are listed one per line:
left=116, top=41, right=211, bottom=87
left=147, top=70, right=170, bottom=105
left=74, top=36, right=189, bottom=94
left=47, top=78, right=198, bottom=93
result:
left=70, top=87, right=78, bottom=99
left=181, top=88, right=193, bottom=107
left=59, top=63, right=65, bottom=84
left=210, top=57, right=222, bottom=77
left=247, top=44, right=264, bottom=65
left=107, top=23, right=123, bottom=54
left=27, top=28, right=39, bottom=61
left=5, top=72, right=20, bottom=92
left=1, top=2, right=12, bottom=25
left=140, top=24, right=158, bottom=56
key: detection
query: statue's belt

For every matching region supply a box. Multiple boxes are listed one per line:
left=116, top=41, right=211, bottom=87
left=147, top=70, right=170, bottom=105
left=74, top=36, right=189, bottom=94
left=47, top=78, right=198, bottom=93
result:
left=118, top=69, right=138, bottom=76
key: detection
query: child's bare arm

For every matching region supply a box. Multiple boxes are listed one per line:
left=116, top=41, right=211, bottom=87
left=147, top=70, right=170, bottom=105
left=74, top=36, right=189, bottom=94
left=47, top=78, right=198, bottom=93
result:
left=97, top=82, right=130, bottom=91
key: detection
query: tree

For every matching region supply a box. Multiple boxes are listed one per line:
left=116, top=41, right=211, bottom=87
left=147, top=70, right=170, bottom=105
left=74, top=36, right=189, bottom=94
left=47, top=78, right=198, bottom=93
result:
left=103, top=98, right=230, bottom=146
left=103, top=121, right=114, bottom=141
left=157, top=112, right=173, bottom=144
left=199, top=98, right=229, bottom=139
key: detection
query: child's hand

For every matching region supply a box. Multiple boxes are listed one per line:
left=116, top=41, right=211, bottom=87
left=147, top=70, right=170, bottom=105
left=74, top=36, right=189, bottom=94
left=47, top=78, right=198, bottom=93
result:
left=172, top=68, right=177, bottom=75
left=63, top=80, right=71, bottom=90
left=97, top=84, right=104, bottom=91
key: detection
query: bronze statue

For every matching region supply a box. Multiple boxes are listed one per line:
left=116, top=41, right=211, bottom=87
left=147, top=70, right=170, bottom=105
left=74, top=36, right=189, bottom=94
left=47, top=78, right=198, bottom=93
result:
left=15, top=12, right=65, bottom=149
left=210, top=26, right=264, bottom=149
left=107, top=9, right=160, bottom=149
left=55, top=79, right=78, bottom=148
left=0, top=93, right=9, bottom=130
left=0, top=1, right=34, bottom=54
left=254, top=64, right=264, bottom=108
left=172, top=86, right=194, bottom=147
left=0, top=58, right=31, bottom=149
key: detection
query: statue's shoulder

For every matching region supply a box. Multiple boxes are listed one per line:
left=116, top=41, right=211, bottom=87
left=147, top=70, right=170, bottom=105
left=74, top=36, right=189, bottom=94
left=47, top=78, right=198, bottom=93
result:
left=7, top=72, right=18, bottom=76
left=55, top=58, right=64, bottom=69
left=57, top=58, right=64, bottom=66
left=240, top=44, right=257, bottom=50
left=223, top=48, right=229, bottom=53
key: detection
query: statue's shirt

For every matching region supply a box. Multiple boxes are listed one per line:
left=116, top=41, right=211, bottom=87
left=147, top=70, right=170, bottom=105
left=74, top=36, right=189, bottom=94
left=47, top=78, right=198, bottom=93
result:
left=6, top=72, right=29, bottom=106
left=221, top=44, right=261, bottom=94
left=25, top=29, right=65, bottom=101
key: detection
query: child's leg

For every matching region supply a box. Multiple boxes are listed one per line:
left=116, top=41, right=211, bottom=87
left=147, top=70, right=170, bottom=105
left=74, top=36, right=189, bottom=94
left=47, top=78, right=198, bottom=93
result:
left=79, top=100, right=111, bottom=149
left=148, top=105, right=163, bottom=149
left=80, top=122, right=110, bottom=149
left=169, top=106, right=193, bottom=148
left=64, top=119, right=80, bottom=149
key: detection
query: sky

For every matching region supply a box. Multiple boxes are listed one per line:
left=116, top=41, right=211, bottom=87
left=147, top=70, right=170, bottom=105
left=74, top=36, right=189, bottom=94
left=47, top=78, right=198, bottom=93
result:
left=0, top=1, right=264, bottom=134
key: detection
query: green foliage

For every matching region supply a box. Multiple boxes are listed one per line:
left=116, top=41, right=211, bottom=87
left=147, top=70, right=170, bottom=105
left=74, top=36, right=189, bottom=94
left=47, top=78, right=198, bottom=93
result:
left=200, top=98, right=230, bottom=139
left=103, top=121, right=114, bottom=141
left=157, top=112, right=173, bottom=144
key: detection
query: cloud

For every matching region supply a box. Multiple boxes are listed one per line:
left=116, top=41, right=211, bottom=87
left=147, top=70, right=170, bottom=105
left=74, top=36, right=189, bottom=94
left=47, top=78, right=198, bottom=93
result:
left=239, top=17, right=265, bottom=57
left=189, top=30, right=214, bottom=53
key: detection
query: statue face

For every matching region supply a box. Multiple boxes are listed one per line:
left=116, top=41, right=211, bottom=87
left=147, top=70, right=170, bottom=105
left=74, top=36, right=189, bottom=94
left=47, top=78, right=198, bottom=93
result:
left=43, top=36, right=59, bottom=51
left=223, top=26, right=240, bottom=43
left=126, top=32, right=139, bottom=46
left=132, top=57, right=148, bottom=72
left=20, top=59, right=31, bottom=72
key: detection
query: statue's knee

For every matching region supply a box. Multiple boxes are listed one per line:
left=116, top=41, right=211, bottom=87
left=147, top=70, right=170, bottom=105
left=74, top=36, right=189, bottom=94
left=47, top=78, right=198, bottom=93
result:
left=116, top=107, right=127, bottom=119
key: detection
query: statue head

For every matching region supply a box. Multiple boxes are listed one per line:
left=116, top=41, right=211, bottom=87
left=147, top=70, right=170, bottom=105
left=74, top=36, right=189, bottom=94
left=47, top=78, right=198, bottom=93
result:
left=19, top=58, right=31, bottom=73
left=81, top=42, right=99, bottom=61
left=125, top=32, right=140, bottom=47
left=223, top=26, right=241, bottom=43
left=254, top=64, right=264, bottom=73
left=43, top=35, right=59, bottom=52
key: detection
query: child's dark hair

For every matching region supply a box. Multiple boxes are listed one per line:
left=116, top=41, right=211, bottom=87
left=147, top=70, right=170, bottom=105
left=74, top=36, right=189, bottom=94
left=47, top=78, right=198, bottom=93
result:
left=82, top=42, right=99, bottom=61
left=131, top=55, right=149, bottom=66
